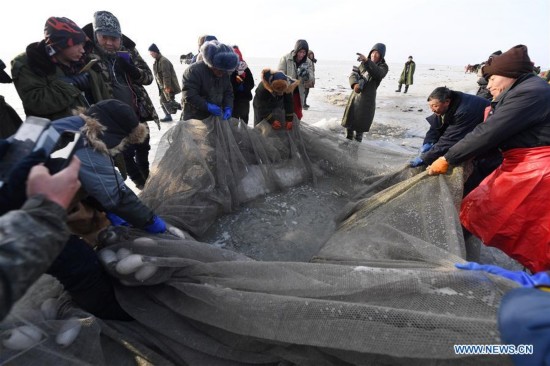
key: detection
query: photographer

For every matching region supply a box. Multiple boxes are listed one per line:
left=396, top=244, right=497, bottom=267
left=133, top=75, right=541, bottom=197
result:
left=0, top=150, right=81, bottom=320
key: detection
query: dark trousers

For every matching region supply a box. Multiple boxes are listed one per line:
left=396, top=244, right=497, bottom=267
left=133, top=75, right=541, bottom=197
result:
left=122, top=129, right=150, bottom=187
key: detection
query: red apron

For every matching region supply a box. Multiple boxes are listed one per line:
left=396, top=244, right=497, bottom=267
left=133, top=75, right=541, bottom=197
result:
left=460, top=146, right=550, bottom=272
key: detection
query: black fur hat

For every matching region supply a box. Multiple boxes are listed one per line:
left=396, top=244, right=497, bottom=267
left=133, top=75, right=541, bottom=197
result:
left=201, top=40, right=238, bottom=72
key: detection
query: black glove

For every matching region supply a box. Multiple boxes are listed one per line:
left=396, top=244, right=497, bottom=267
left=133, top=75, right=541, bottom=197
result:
left=60, top=72, right=91, bottom=91
left=116, top=56, right=141, bottom=80
left=0, top=147, right=48, bottom=214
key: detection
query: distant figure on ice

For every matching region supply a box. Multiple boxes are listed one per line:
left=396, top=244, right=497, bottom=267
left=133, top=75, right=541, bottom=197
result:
left=148, top=43, right=182, bottom=122
left=341, top=43, right=388, bottom=142
left=303, top=50, right=317, bottom=109
left=278, top=39, right=314, bottom=120
left=230, top=45, right=254, bottom=124
left=82, top=10, right=159, bottom=190
left=253, top=68, right=299, bottom=129
left=180, top=40, right=238, bottom=121
left=0, top=59, right=22, bottom=138
left=395, top=56, right=415, bottom=93
left=464, top=50, right=502, bottom=100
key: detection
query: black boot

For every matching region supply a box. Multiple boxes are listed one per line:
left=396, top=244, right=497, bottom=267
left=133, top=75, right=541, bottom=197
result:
left=395, top=84, right=402, bottom=92
left=346, top=129, right=354, bottom=140
left=355, top=132, right=363, bottom=142
left=404, top=85, right=409, bottom=94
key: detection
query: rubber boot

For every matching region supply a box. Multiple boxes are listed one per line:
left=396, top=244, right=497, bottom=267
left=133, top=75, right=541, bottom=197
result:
left=404, top=85, right=409, bottom=94
left=346, top=129, right=354, bottom=140
left=355, top=132, right=363, bottom=142
left=395, top=84, right=402, bottom=92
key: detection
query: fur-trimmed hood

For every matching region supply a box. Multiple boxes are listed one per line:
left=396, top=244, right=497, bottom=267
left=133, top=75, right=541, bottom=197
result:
left=76, top=100, right=148, bottom=156
left=260, top=68, right=300, bottom=95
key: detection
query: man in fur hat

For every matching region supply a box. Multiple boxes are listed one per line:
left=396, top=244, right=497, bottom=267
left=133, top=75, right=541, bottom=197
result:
left=180, top=40, right=238, bottom=121
left=253, top=69, right=299, bottom=129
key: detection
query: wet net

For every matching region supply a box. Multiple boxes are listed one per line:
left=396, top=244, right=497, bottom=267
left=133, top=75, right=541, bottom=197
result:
left=1, top=116, right=518, bottom=365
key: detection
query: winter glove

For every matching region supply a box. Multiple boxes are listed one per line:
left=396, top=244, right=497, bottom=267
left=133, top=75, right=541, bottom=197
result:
left=223, top=107, right=232, bottom=120
left=420, top=142, right=434, bottom=153
left=0, top=147, right=48, bottom=215
left=427, top=157, right=449, bottom=175
left=455, top=262, right=550, bottom=288
left=207, top=103, right=222, bottom=117
left=144, top=215, right=167, bottom=234
left=297, top=64, right=309, bottom=80
left=116, top=56, right=141, bottom=80
left=409, top=157, right=424, bottom=167
left=106, top=212, right=129, bottom=227
left=272, top=120, right=282, bottom=130
left=353, top=84, right=362, bottom=93
left=60, top=72, right=91, bottom=91
left=285, top=121, right=293, bottom=130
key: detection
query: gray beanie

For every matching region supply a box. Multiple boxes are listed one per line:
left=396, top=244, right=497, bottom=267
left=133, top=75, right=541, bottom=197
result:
left=93, top=11, right=121, bottom=38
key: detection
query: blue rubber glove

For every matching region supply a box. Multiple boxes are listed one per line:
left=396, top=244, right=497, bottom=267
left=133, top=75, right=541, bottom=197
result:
left=144, top=215, right=167, bottom=234
left=455, top=262, right=550, bottom=287
left=105, top=212, right=129, bottom=227
left=420, top=142, right=434, bottom=153
left=409, top=156, right=424, bottom=167
left=207, top=103, right=222, bottom=117
left=223, top=107, right=232, bottom=120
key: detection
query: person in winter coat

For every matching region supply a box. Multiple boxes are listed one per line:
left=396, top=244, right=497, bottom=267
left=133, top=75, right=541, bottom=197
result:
left=230, top=45, right=254, bottom=124
left=427, top=45, right=550, bottom=273
left=0, top=59, right=22, bottom=138
left=180, top=40, right=238, bottom=121
left=465, top=50, right=503, bottom=100
left=82, top=11, right=159, bottom=190
left=0, top=154, right=81, bottom=321
left=11, top=17, right=110, bottom=121
left=253, top=68, right=299, bottom=129
left=303, top=50, right=317, bottom=109
left=278, top=39, right=314, bottom=120
left=409, top=87, right=490, bottom=167
left=190, top=35, right=217, bottom=64
left=148, top=43, right=181, bottom=122
left=395, top=56, right=415, bottom=93
left=341, top=43, right=388, bottom=142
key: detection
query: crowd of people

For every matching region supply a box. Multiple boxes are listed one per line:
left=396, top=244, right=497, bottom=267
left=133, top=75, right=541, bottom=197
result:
left=1, top=10, right=550, bottom=364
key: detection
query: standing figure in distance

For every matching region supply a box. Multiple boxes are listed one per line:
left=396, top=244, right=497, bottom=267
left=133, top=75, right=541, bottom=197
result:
left=341, top=43, right=388, bottom=142
left=303, top=50, right=317, bottom=109
left=395, top=55, right=415, bottom=93
left=149, top=43, right=181, bottom=122
left=230, top=45, right=254, bottom=124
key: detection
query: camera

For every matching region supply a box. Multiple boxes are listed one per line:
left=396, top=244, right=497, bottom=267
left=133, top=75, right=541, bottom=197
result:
left=0, top=117, right=81, bottom=188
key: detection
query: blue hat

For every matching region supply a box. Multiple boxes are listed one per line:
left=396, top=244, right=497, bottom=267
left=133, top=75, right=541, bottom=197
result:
left=200, top=40, right=238, bottom=72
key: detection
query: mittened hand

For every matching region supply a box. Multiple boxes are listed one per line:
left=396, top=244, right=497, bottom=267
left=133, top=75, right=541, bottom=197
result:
left=144, top=215, right=167, bottom=234
left=272, top=120, right=282, bottom=130
left=455, top=262, right=550, bottom=288
left=106, top=212, right=129, bottom=227
left=427, top=157, right=449, bottom=175
left=285, top=121, right=293, bottom=130
left=207, top=103, right=222, bottom=116
left=409, top=157, right=424, bottom=167
left=223, top=107, right=232, bottom=120
left=61, top=73, right=91, bottom=91
left=420, top=143, right=434, bottom=153
left=117, top=57, right=141, bottom=79
left=353, top=84, right=361, bottom=93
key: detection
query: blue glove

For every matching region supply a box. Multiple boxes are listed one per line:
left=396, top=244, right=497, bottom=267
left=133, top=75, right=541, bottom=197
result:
left=207, top=103, right=222, bottom=117
left=0, top=147, right=48, bottom=215
left=455, top=262, right=550, bottom=287
left=409, top=156, right=424, bottom=167
left=144, top=215, right=167, bottom=234
left=420, top=143, right=434, bottom=153
left=223, top=107, right=232, bottom=120
left=105, top=212, right=129, bottom=227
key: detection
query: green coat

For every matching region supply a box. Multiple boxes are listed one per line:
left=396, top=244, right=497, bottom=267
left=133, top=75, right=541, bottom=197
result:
left=398, top=61, right=415, bottom=85
left=11, top=41, right=110, bottom=121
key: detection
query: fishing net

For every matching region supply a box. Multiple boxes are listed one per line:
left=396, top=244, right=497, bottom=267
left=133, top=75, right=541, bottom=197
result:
left=1, top=116, right=517, bottom=365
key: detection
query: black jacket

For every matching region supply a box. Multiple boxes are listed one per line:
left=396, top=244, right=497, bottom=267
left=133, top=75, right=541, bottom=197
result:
left=253, top=82, right=294, bottom=125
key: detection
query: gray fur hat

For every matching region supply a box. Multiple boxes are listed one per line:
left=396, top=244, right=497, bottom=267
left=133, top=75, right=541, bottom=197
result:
left=200, top=40, right=239, bottom=72
left=93, top=11, right=121, bottom=38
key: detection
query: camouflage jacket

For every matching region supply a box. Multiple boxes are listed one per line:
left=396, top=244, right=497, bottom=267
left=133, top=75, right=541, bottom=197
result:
left=0, top=195, right=69, bottom=320
left=82, top=24, right=160, bottom=129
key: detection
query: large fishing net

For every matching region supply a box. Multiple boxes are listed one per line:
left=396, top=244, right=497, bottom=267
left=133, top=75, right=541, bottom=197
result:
left=1, top=116, right=519, bottom=365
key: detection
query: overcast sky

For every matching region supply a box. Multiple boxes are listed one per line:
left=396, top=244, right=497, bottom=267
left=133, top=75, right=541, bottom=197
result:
left=2, top=0, right=549, bottom=67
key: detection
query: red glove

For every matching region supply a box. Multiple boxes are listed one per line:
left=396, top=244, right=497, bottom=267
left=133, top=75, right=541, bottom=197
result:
left=272, top=120, right=282, bottom=130
left=427, top=157, right=449, bottom=175
left=285, top=121, right=293, bottom=130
